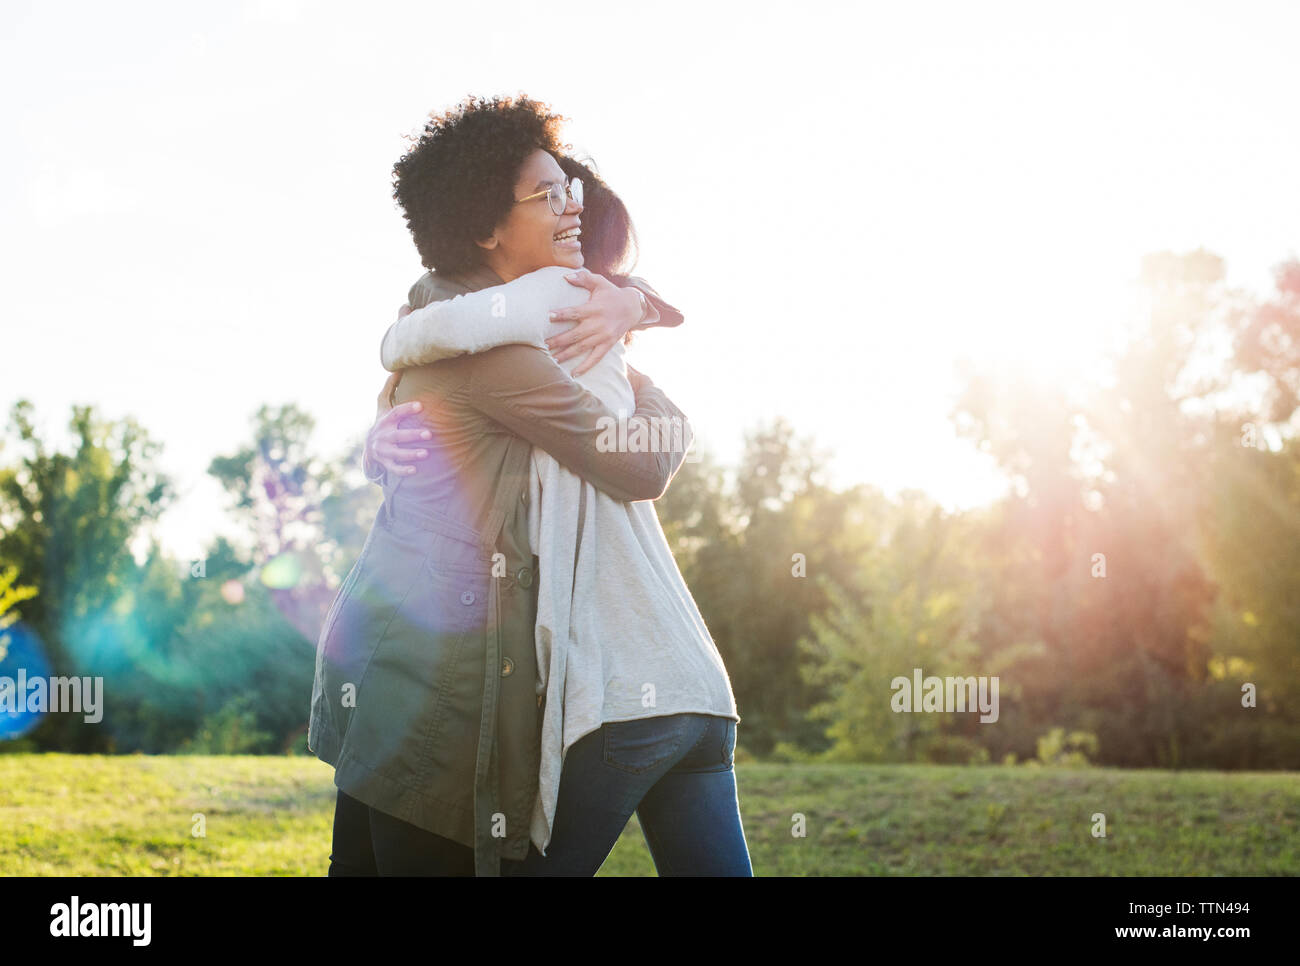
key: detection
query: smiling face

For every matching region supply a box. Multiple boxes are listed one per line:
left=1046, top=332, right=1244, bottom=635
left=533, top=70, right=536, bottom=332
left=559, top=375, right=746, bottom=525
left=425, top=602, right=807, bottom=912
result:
left=475, top=148, right=584, bottom=282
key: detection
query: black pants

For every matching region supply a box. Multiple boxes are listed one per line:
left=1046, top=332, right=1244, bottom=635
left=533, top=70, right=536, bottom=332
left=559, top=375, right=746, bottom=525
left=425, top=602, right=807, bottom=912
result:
left=329, top=787, right=492, bottom=876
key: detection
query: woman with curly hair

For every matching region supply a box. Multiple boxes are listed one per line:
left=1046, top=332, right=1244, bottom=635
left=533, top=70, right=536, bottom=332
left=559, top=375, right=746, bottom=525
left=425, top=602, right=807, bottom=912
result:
left=310, top=94, right=750, bottom=876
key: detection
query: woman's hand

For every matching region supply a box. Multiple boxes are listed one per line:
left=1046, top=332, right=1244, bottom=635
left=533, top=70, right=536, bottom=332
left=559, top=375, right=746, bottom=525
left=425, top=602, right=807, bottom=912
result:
left=545, top=269, right=645, bottom=376
left=364, top=371, right=431, bottom=479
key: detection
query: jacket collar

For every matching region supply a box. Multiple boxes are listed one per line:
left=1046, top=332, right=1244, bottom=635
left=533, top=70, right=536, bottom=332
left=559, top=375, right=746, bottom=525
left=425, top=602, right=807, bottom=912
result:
left=407, top=261, right=505, bottom=310
left=430, top=261, right=505, bottom=297
left=456, top=261, right=506, bottom=292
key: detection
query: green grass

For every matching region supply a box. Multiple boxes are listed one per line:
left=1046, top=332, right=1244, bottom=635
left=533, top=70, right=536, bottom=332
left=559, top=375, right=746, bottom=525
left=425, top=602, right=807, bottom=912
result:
left=1, top=754, right=1295, bottom=875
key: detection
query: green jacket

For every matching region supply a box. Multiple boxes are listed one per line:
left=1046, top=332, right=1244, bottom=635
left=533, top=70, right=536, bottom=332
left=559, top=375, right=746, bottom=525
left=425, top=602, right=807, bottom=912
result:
left=308, top=262, right=689, bottom=875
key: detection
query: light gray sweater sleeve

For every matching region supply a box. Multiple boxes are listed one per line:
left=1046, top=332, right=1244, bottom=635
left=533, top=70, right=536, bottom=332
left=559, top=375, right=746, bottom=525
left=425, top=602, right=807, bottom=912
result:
left=380, top=265, right=591, bottom=371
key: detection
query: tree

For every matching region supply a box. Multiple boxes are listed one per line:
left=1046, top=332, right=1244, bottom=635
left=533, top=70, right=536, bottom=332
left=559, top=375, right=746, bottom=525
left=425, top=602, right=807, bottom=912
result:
left=1230, top=258, right=1300, bottom=426
left=0, top=400, right=172, bottom=751
left=656, top=419, right=883, bottom=754
left=948, top=249, right=1298, bottom=768
left=207, top=403, right=379, bottom=644
left=801, top=492, right=992, bottom=763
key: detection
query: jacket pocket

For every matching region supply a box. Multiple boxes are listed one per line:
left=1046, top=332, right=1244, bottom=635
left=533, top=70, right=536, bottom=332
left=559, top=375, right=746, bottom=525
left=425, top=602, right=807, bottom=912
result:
left=408, top=559, right=492, bottom=792
left=334, top=526, right=491, bottom=791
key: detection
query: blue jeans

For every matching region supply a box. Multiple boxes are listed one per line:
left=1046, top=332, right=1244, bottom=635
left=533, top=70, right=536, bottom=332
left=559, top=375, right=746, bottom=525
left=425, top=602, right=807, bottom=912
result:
left=502, top=712, right=752, bottom=876
left=328, top=713, right=752, bottom=876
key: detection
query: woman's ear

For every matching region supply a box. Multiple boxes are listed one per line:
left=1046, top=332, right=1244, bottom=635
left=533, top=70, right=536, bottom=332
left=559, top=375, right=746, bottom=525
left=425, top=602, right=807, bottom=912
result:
left=475, top=232, right=499, bottom=252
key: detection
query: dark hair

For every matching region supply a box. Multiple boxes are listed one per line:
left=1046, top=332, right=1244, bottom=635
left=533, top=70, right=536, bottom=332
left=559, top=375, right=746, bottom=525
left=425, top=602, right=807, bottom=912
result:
left=392, top=93, right=569, bottom=274
left=555, top=154, right=639, bottom=278
left=555, top=154, right=646, bottom=345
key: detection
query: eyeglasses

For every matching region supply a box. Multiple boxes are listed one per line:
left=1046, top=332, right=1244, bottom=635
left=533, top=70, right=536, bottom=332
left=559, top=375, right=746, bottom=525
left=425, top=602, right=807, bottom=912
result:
left=515, top=177, right=583, bottom=216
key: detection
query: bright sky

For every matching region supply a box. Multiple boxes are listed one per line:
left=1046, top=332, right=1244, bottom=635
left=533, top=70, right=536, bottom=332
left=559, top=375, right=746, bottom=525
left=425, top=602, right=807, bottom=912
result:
left=3, top=0, right=1298, bottom=560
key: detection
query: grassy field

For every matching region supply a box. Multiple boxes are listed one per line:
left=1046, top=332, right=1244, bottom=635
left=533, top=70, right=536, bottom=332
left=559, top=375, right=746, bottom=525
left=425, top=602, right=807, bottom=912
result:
left=0, top=754, right=1296, bottom=875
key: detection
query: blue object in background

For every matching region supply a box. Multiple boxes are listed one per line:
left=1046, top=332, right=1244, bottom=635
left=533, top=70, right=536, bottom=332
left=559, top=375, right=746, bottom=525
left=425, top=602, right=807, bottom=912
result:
left=0, top=622, right=53, bottom=740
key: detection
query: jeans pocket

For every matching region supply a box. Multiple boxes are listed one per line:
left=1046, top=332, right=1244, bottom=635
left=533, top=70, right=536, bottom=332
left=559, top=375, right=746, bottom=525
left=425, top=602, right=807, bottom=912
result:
left=721, top=719, right=736, bottom=768
left=602, top=715, right=691, bottom=775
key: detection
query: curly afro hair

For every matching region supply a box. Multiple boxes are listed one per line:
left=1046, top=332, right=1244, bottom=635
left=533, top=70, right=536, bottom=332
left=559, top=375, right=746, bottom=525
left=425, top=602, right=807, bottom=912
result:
left=393, top=93, right=570, bottom=274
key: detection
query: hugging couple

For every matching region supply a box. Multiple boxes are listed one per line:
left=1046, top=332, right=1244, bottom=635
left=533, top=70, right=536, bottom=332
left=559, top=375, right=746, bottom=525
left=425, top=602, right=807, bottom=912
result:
left=307, top=93, right=750, bottom=877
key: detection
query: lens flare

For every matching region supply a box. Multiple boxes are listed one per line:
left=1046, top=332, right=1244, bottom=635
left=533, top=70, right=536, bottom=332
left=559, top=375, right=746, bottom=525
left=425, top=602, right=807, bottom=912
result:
left=0, top=623, right=53, bottom=740
left=260, top=553, right=304, bottom=589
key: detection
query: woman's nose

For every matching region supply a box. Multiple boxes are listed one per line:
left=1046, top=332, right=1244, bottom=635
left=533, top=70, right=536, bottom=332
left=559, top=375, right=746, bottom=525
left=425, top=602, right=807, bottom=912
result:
left=565, top=194, right=583, bottom=214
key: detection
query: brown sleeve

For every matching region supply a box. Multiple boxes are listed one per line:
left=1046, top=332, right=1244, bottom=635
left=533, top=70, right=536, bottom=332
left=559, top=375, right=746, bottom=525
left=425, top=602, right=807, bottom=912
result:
left=467, top=344, right=692, bottom=502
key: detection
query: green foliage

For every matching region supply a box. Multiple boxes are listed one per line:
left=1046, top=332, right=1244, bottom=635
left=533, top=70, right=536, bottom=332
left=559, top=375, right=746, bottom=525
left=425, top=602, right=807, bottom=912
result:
left=176, top=695, right=273, bottom=755
left=0, top=401, right=172, bottom=751
left=0, top=564, right=38, bottom=657
left=766, top=741, right=816, bottom=763
left=799, top=498, right=993, bottom=763
left=0, top=401, right=358, bottom=755
left=1030, top=727, right=1098, bottom=768
left=918, top=735, right=991, bottom=765
left=1201, top=431, right=1300, bottom=718
left=942, top=251, right=1300, bottom=770
left=656, top=418, right=883, bottom=756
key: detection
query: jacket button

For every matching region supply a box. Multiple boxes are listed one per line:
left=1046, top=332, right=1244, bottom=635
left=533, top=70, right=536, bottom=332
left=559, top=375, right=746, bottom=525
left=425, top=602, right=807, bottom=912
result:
left=516, top=566, right=533, bottom=588
left=460, top=591, right=475, bottom=605
left=501, top=656, right=514, bottom=677
left=520, top=489, right=528, bottom=505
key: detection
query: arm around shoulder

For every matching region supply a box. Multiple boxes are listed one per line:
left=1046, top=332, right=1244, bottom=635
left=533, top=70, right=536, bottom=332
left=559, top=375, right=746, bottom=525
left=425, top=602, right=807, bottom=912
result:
left=380, top=266, right=591, bottom=371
